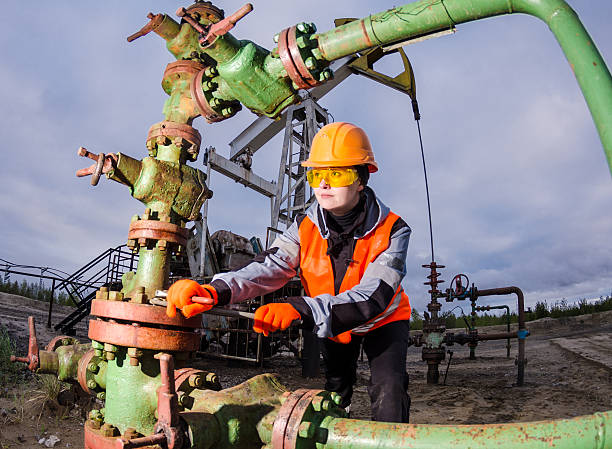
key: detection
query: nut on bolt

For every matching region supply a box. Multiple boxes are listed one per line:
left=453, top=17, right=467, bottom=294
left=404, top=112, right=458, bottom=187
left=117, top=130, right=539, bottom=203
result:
left=100, top=423, right=118, bottom=437
left=132, top=286, right=148, bottom=304
left=311, top=396, right=324, bottom=411
left=330, top=392, right=342, bottom=405
left=103, top=343, right=117, bottom=361
left=205, top=66, right=218, bottom=77
left=127, top=347, right=143, bottom=366
left=206, top=372, right=218, bottom=384
left=96, top=287, right=109, bottom=300
left=304, top=57, right=317, bottom=70
left=298, top=421, right=316, bottom=439
left=296, top=35, right=311, bottom=49
left=188, top=373, right=204, bottom=388
left=108, top=291, right=124, bottom=301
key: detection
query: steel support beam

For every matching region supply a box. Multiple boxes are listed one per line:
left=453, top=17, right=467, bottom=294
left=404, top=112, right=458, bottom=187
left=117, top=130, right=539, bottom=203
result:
left=208, top=150, right=276, bottom=198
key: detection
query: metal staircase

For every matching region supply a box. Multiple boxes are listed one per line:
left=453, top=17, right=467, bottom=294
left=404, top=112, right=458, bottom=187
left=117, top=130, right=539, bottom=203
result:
left=54, top=245, right=138, bottom=334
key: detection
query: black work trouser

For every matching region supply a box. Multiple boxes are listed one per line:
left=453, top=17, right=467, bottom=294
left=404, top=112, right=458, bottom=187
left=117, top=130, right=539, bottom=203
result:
left=320, top=320, right=410, bottom=423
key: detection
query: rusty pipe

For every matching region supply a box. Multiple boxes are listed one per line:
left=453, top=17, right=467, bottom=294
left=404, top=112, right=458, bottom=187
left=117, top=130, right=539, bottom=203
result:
left=475, top=286, right=527, bottom=385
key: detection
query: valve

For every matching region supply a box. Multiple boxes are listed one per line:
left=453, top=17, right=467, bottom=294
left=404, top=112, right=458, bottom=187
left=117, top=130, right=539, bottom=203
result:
left=177, top=3, right=253, bottom=48
left=153, top=353, right=183, bottom=449
left=126, top=13, right=165, bottom=42
left=444, top=273, right=470, bottom=302
left=10, top=316, right=40, bottom=371
left=76, top=147, right=117, bottom=186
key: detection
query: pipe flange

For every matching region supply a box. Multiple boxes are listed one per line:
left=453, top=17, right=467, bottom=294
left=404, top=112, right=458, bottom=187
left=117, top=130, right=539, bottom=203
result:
left=277, top=24, right=328, bottom=90
left=146, top=121, right=202, bottom=152
left=183, top=2, right=224, bottom=25
left=272, top=389, right=347, bottom=449
left=278, top=28, right=311, bottom=90
left=88, top=319, right=200, bottom=352
left=77, top=349, right=100, bottom=395
left=45, top=335, right=80, bottom=352
left=128, top=219, right=189, bottom=247
left=190, top=68, right=225, bottom=123
left=422, top=347, right=446, bottom=363
left=162, top=60, right=206, bottom=95
left=90, top=299, right=201, bottom=328
left=287, top=26, right=318, bottom=88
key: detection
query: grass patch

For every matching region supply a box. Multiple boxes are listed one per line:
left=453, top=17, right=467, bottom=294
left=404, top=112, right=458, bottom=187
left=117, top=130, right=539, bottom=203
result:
left=0, top=324, right=20, bottom=387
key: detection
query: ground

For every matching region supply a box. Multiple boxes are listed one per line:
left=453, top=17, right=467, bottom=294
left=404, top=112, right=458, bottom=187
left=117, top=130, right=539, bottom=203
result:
left=1, top=292, right=611, bottom=448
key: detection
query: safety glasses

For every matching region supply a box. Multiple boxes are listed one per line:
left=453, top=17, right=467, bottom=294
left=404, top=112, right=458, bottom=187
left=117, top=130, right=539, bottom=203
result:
left=306, top=167, right=359, bottom=188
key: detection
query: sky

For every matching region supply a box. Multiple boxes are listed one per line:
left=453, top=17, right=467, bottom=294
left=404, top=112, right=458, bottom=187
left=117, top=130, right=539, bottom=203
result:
left=0, top=1, right=611, bottom=315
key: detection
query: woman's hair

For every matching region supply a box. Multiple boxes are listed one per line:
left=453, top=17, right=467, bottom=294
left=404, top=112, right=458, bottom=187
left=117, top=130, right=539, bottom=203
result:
left=355, top=165, right=370, bottom=186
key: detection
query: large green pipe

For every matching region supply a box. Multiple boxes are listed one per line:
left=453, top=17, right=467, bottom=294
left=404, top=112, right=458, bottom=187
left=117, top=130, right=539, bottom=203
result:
left=319, top=411, right=611, bottom=449
left=316, top=0, right=612, bottom=174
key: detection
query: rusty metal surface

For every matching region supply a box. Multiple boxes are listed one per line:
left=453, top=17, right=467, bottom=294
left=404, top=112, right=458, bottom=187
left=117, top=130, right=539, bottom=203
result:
left=10, top=316, right=40, bottom=371
left=163, top=60, right=205, bottom=78
left=84, top=420, right=166, bottom=449
left=76, top=148, right=117, bottom=182
left=122, top=433, right=166, bottom=449
left=45, top=335, right=80, bottom=352
left=183, top=2, right=224, bottom=23
left=287, top=26, right=318, bottom=88
left=127, top=13, right=165, bottom=42
left=278, top=28, right=310, bottom=90
left=284, top=389, right=323, bottom=449
left=190, top=68, right=224, bottom=123
left=78, top=349, right=97, bottom=395
left=272, top=389, right=309, bottom=449
left=127, top=220, right=189, bottom=246
left=475, top=286, right=527, bottom=386
left=154, top=353, right=182, bottom=449
left=146, top=121, right=201, bottom=149
left=89, top=319, right=199, bottom=351
left=90, top=299, right=200, bottom=328
left=200, top=4, right=253, bottom=47
left=84, top=421, right=124, bottom=449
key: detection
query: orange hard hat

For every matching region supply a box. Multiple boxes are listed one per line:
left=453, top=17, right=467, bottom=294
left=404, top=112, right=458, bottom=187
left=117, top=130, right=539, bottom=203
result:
left=302, top=122, right=378, bottom=173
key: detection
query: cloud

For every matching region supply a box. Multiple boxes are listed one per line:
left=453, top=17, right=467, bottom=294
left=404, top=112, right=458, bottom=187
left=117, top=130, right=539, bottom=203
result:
left=0, top=0, right=610, bottom=317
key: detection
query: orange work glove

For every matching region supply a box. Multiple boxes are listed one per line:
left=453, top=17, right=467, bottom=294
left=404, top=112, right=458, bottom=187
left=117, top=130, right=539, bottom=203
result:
left=166, top=279, right=217, bottom=319
left=329, top=331, right=352, bottom=344
left=253, top=303, right=301, bottom=336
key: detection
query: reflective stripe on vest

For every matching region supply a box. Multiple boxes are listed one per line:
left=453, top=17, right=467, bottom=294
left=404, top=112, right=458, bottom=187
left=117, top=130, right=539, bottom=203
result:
left=298, top=211, right=411, bottom=335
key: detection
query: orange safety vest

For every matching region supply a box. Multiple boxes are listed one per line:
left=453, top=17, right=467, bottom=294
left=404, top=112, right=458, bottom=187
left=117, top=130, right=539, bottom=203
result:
left=298, top=211, right=411, bottom=335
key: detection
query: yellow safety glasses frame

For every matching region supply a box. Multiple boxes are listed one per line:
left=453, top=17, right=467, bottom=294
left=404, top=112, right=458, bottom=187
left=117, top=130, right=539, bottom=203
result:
left=306, top=167, right=359, bottom=188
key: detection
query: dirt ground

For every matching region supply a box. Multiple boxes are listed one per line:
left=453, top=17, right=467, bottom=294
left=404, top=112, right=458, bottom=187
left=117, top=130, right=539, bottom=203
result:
left=1, top=292, right=611, bottom=448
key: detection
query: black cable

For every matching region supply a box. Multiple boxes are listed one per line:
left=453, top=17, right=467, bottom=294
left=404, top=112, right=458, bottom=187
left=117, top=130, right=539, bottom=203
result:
left=416, top=118, right=435, bottom=262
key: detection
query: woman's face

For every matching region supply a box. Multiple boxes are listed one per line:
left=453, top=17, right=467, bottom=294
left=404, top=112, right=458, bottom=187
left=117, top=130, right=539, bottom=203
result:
left=314, top=178, right=364, bottom=215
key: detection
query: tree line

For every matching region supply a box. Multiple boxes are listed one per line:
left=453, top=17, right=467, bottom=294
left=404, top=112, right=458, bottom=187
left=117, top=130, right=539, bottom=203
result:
left=1, top=278, right=611, bottom=326
left=0, top=278, right=73, bottom=306
left=410, top=295, right=612, bottom=330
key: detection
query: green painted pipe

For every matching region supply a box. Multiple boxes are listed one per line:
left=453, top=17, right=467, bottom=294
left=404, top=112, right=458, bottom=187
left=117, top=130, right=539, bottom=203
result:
left=104, top=348, right=162, bottom=435
left=319, top=412, right=611, bottom=449
left=316, top=0, right=612, bottom=174
left=37, top=344, right=91, bottom=382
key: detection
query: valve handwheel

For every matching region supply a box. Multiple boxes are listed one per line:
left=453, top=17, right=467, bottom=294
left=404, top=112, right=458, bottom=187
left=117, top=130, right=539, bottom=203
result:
left=451, top=273, right=470, bottom=296
left=76, top=147, right=117, bottom=186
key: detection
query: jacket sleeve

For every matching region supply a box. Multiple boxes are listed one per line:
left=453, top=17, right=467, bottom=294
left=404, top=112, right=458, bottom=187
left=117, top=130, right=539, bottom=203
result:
left=210, top=220, right=301, bottom=305
left=287, top=220, right=411, bottom=338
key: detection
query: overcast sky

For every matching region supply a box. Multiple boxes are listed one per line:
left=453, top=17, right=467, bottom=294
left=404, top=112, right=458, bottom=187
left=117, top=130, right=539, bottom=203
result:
left=1, top=1, right=611, bottom=314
